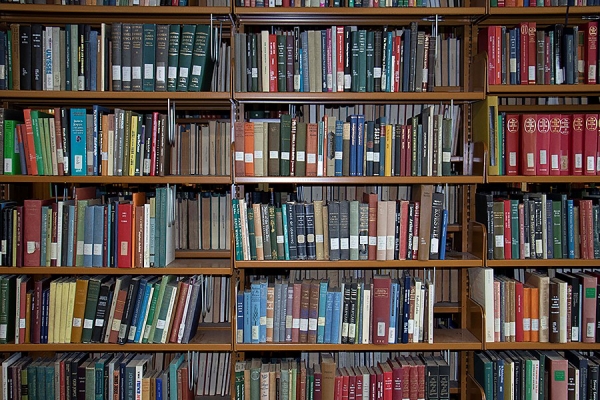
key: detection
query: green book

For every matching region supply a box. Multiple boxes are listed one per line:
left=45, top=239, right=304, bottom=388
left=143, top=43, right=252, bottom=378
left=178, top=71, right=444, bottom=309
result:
left=27, top=361, right=38, bottom=400
left=552, top=201, right=563, bottom=258
left=349, top=200, right=359, bottom=261
left=142, top=24, right=156, bottom=92
left=249, top=359, right=261, bottom=400
left=365, top=30, right=374, bottom=93
left=232, top=199, right=243, bottom=261
left=30, top=111, right=51, bottom=175
left=122, top=110, right=132, bottom=177
left=350, top=31, right=359, bottom=92
left=473, top=353, right=493, bottom=400
left=188, top=24, right=215, bottom=92
left=295, top=122, right=307, bottom=177
left=268, top=205, right=277, bottom=260
left=234, top=362, right=246, bottom=400
left=94, top=353, right=112, bottom=400
left=141, top=281, right=161, bottom=344
left=145, top=275, right=174, bottom=343
left=151, top=281, right=177, bottom=344
left=85, top=358, right=96, bottom=400
left=176, top=24, right=196, bottom=92
left=279, top=114, right=292, bottom=177
left=0, top=275, right=15, bottom=344
left=36, top=360, right=45, bottom=400
left=3, top=120, right=20, bottom=175
left=247, top=207, right=257, bottom=261
left=81, top=276, right=103, bottom=343
left=357, top=30, right=367, bottom=92
left=276, top=34, right=286, bottom=92
left=250, top=33, right=258, bottom=92
left=166, top=24, right=181, bottom=92
left=21, top=359, right=30, bottom=400
left=168, top=354, right=185, bottom=400
left=40, top=117, right=52, bottom=176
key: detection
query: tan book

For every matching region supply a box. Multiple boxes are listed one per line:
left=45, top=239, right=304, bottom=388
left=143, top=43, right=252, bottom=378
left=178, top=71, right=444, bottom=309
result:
left=314, top=200, right=325, bottom=260
left=322, top=205, right=330, bottom=260
left=376, top=200, right=388, bottom=260
left=321, top=353, right=336, bottom=400
left=252, top=203, right=264, bottom=261
left=525, top=271, right=550, bottom=342
left=386, top=200, right=396, bottom=260
left=63, top=278, right=77, bottom=344
left=253, top=122, right=264, bottom=177
left=201, top=193, right=211, bottom=250
left=266, top=282, right=275, bottom=342
left=412, top=185, right=434, bottom=260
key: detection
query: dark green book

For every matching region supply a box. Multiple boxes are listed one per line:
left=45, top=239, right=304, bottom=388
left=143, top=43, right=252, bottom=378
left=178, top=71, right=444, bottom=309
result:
left=154, top=24, right=169, bottom=92
left=268, top=122, right=280, bottom=177
left=188, top=24, right=214, bottom=92
left=142, top=24, right=156, bottom=92
left=121, top=24, right=133, bottom=91
left=250, top=33, right=258, bottom=92
left=81, top=275, right=104, bottom=343
left=277, top=34, right=286, bottom=92
left=365, top=30, right=374, bottom=93
left=441, top=117, right=452, bottom=176
left=350, top=30, right=359, bottom=92
left=510, top=199, right=519, bottom=259
left=247, top=207, right=257, bottom=260
left=268, top=204, right=278, bottom=260
left=275, top=207, right=285, bottom=260
left=279, top=114, right=292, bottom=176
left=111, top=23, right=122, bottom=91
left=295, top=122, right=307, bottom=177
left=552, top=200, right=563, bottom=258
left=358, top=29, right=367, bottom=92
left=0, top=275, right=15, bottom=344
left=130, top=24, right=143, bottom=92
left=176, top=24, right=196, bottom=92
left=166, top=24, right=181, bottom=92
left=260, top=204, right=272, bottom=261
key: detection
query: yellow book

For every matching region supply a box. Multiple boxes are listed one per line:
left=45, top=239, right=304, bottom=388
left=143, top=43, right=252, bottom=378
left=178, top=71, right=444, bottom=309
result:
left=385, top=124, right=393, bottom=176
left=57, top=278, right=69, bottom=343
left=472, top=95, right=500, bottom=176
left=48, top=278, right=58, bottom=344
left=64, top=278, right=77, bottom=343
left=129, top=113, right=139, bottom=176
left=70, top=277, right=89, bottom=343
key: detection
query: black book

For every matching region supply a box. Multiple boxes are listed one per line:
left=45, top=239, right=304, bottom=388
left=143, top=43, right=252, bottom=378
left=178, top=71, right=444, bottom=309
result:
left=286, top=202, right=298, bottom=260
left=19, top=24, right=31, bottom=91
left=373, top=123, right=380, bottom=175
left=588, top=356, right=600, bottom=400
left=339, top=200, right=350, bottom=260
left=429, top=192, right=445, bottom=260
left=268, top=205, right=278, bottom=260
left=84, top=25, right=92, bottom=91
left=546, top=198, right=554, bottom=259
left=344, top=26, right=352, bottom=91
left=533, top=196, right=543, bottom=258
left=295, top=202, right=307, bottom=260
left=143, top=114, right=153, bottom=176
left=130, top=24, right=143, bottom=92
left=548, top=193, right=568, bottom=258
left=121, top=23, right=133, bottom=92
left=402, top=27, right=411, bottom=92
left=3, top=206, right=14, bottom=266
left=111, top=23, right=122, bottom=91
left=564, top=350, right=588, bottom=400
left=406, top=202, right=415, bottom=260
left=422, top=355, right=439, bottom=400
left=365, top=121, right=374, bottom=176
left=70, top=353, right=88, bottom=400
left=436, top=357, right=450, bottom=400
left=348, top=282, right=357, bottom=343
left=91, top=278, right=114, bottom=343
left=328, top=201, right=340, bottom=261
left=31, top=24, right=42, bottom=91
left=116, top=276, right=141, bottom=345
left=475, top=192, right=494, bottom=260
left=304, top=203, right=316, bottom=260
left=340, top=281, right=351, bottom=343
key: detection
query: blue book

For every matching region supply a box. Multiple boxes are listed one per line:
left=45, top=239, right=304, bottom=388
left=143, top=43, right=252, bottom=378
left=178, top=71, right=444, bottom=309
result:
left=236, top=291, right=244, bottom=344
left=494, top=355, right=505, bottom=400
left=321, top=31, right=327, bottom=92
left=250, top=282, right=261, bottom=343
left=385, top=32, right=393, bottom=91
left=92, top=105, right=110, bottom=176
left=155, top=373, right=163, bottom=400
left=70, top=108, right=87, bottom=176
left=92, top=205, right=105, bottom=267
left=37, top=362, right=46, bottom=399
left=324, top=290, right=334, bottom=344
left=402, top=29, right=411, bottom=92
left=89, top=30, right=98, bottom=92
left=282, top=204, right=290, bottom=260
left=133, top=280, right=153, bottom=343
left=168, top=354, right=184, bottom=400
left=45, top=364, right=54, bottom=400
left=356, top=115, right=365, bottom=176
left=40, top=206, right=48, bottom=266
left=42, top=287, right=50, bottom=343
left=259, top=279, right=267, bottom=343
left=94, top=353, right=112, bottom=400
left=334, top=120, right=343, bottom=176
left=401, top=273, right=411, bottom=343
left=331, top=289, right=342, bottom=344
left=389, top=280, right=398, bottom=344
left=83, top=205, right=95, bottom=267
left=439, top=209, right=448, bottom=260
left=128, top=277, right=147, bottom=342
left=567, top=199, right=575, bottom=258
left=244, top=290, right=252, bottom=344
left=317, top=280, right=328, bottom=343
left=516, top=31, right=521, bottom=84
left=348, top=116, right=358, bottom=177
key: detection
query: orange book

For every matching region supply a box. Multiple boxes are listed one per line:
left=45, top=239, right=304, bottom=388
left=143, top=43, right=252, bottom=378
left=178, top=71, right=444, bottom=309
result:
left=530, top=286, right=540, bottom=342
left=70, top=277, right=90, bottom=343
left=305, top=123, right=318, bottom=177
left=22, top=109, right=39, bottom=175
left=244, top=122, right=254, bottom=176
left=523, top=286, right=531, bottom=342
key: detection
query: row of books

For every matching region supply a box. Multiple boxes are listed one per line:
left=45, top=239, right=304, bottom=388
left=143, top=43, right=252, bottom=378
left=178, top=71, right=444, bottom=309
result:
left=174, top=191, right=231, bottom=251
left=233, top=24, right=461, bottom=93
left=470, top=268, right=600, bottom=344
left=2, top=0, right=229, bottom=5
left=479, top=22, right=598, bottom=86
left=474, top=350, right=599, bottom=400
left=233, top=185, right=449, bottom=262
left=0, top=188, right=176, bottom=268
left=1, top=107, right=231, bottom=177
left=2, top=23, right=229, bottom=93
left=235, top=353, right=451, bottom=400
left=5, top=274, right=230, bottom=345
left=235, top=0, right=460, bottom=7
left=0, top=352, right=230, bottom=400
left=476, top=191, right=600, bottom=260
left=237, top=272, right=435, bottom=345
left=490, top=0, right=598, bottom=7
left=234, top=107, right=456, bottom=178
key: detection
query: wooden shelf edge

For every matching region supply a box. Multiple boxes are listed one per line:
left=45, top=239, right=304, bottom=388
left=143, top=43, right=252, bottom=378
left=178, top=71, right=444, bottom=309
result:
left=235, top=175, right=484, bottom=184
left=484, top=341, right=600, bottom=351
left=489, top=5, right=600, bottom=15
left=0, top=175, right=232, bottom=184
left=0, top=90, right=231, bottom=101
left=235, top=257, right=482, bottom=268
left=0, top=4, right=231, bottom=14
left=488, top=84, right=600, bottom=96
left=486, top=175, right=600, bottom=184
left=234, top=5, right=485, bottom=15
left=234, top=91, right=485, bottom=102
left=0, top=266, right=232, bottom=275
left=487, top=259, right=600, bottom=267
left=175, top=250, right=231, bottom=259
left=0, top=343, right=232, bottom=351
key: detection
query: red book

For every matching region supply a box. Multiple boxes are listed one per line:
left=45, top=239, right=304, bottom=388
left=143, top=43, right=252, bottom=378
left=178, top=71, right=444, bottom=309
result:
left=527, top=23, right=537, bottom=84
left=306, top=123, right=318, bottom=177
left=334, top=370, right=344, bottom=400
left=234, top=121, right=245, bottom=177
left=348, top=369, right=356, bottom=400
left=411, top=201, right=420, bottom=260
left=387, top=360, right=403, bottom=400
left=23, top=199, right=53, bottom=266
left=584, top=114, right=598, bottom=175
left=32, top=277, right=49, bottom=344
left=291, top=281, right=301, bottom=342
left=545, top=353, right=568, bottom=400
left=379, top=363, right=393, bottom=400
left=571, top=114, right=585, bottom=175
left=536, top=114, right=550, bottom=175
left=117, top=203, right=133, bottom=268
left=478, top=26, right=496, bottom=85
left=108, top=278, right=130, bottom=343
left=408, top=358, right=418, bottom=400
left=549, top=115, right=562, bottom=175
left=521, top=114, right=537, bottom=175
left=22, top=109, right=39, bottom=175
left=341, top=368, right=350, bottom=400
left=396, top=358, right=410, bottom=400
left=18, top=277, right=31, bottom=343
left=50, top=203, right=58, bottom=266
left=374, top=366, right=384, bottom=400
left=495, top=25, right=502, bottom=86
left=269, top=34, right=277, bottom=92
left=352, top=367, right=363, bottom=400
left=398, top=200, right=409, bottom=260
left=581, top=200, right=594, bottom=259
left=393, top=35, right=401, bottom=92
left=519, top=23, right=529, bottom=85
left=243, top=122, right=254, bottom=177
left=314, top=365, right=322, bottom=400
left=168, top=280, right=190, bottom=343
left=363, top=193, right=378, bottom=261
left=560, top=114, right=571, bottom=175
left=336, top=27, right=344, bottom=92
left=412, top=357, right=425, bottom=400
left=503, top=199, right=512, bottom=260
left=585, top=22, right=598, bottom=84
left=515, top=281, right=524, bottom=341
left=368, top=367, right=377, bottom=400
left=372, top=275, right=391, bottom=345
left=504, top=114, right=520, bottom=175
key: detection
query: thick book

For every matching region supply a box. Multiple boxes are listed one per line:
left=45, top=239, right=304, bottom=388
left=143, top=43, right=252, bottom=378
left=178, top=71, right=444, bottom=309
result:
left=188, top=24, right=215, bottom=92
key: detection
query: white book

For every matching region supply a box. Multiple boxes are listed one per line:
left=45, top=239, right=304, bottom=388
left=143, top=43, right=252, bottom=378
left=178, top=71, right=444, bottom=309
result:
left=158, top=284, right=178, bottom=344
left=52, top=26, right=60, bottom=91
left=2, top=352, right=21, bottom=400
left=413, top=277, right=422, bottom=343
left=361, top=286, right=371, bottom=344
left=468, top=267, right=495, bottom=342
left=44, top=27, right=53, bottom=91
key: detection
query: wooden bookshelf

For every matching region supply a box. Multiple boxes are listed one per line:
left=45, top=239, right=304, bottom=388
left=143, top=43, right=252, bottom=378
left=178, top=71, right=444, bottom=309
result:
left=0, top=175, right=232, bottom=185
left=234, top=91, right=485, bottom=103
left=484, top=341, right=600, bottom=351
left=498, top=104, right=600, bottom=113
left=486, top=175, right=600, bottom=184
left=488, top=84, right=600, bottom=96
left=236, top=176, right=484, bottom=185
left=487, top=259, right=600, bottom=268
left=236, top=257, right=482, bottom=269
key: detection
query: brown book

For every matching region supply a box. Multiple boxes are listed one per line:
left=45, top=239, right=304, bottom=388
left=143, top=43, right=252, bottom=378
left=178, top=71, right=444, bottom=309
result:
left=306, top=123, right=318, bottom=177
left=267, top=122, right=280, bottom=176
left=299, top=279, right=311, bottom=343
left=525, top=271, right=550, bottom=342
left=548, top=279, right=560, bottom=343
left=244, top=122, right=254, bottom=177
left=308, top=279, right=320, bottom=344
left=372, top=275, right=391, bottom=345
left=321, top=354, right=337, bottom=400
left=412, top=185, right=434, bottom=261
left=70, top=276, right=89, bottom=343
left=201, top=193, right=211, bottom=250
left=168, top=279, right=190, bottom=343
left=266, top=282, right=274, bottom=342
left=545, top=351, right=568, bottom=400
left=107, top=275, right=131, bottom=344
left=574, top=272, right=597, bottom=343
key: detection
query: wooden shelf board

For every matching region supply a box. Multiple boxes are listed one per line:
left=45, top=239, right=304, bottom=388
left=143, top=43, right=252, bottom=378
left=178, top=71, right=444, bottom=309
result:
left=488, top=259, right=600, bottom=267
left=235, top=176, right=483, bottom=185
left=434, top=302, right=461, bottom=313
left=0, top=90, right=231, bottom=102
left=488, top=84, right=600, bottom=96
left=234, top=91, right=484, bottom=103
left=0, top=4, right=230, bottom=14
left=489, top=5, right=600, bottom=15
left=236, top=254, right=481, bottom=268
left=486, top=175, right=600, bottom=184
left=498, top=104, right=600, bottom=113
left=0, top=329, right=231, bottom=351
left=0, top=259, right=232, bottom=275
left=0, top=175, right=232, bottom=185
left=175, top=250, right=231, bottom=259
left=235, top=329, right=480, bottom=351
left=235, top=6, right=485, bottom=16
left=485, top=341, right=600, bottom=351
